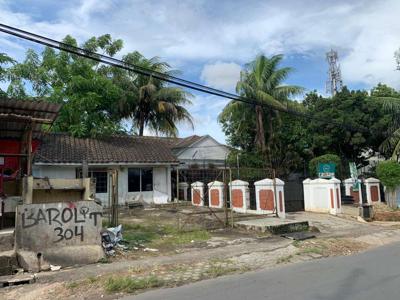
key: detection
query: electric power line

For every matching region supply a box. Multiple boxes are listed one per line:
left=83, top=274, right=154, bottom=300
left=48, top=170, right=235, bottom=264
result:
left=0, top=23, right=367, bottom=133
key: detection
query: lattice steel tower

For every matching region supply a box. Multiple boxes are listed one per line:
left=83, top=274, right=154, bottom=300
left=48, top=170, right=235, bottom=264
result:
left=326, top=49, right=343, bottom=96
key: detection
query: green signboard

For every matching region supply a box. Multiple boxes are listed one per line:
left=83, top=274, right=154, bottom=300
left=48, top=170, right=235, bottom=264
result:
left=318, top=163, right=336, bottom=179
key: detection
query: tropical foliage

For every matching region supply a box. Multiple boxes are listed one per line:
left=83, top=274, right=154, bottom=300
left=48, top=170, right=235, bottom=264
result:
left=114, top=51, right=192, bottom=136
left=220, top=54, right=304, bottom=173
left=3, top=34, right=192, bottom=138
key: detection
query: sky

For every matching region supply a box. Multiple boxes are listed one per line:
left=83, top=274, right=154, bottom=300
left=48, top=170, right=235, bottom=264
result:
left=1, top=0, right=400, bottom=143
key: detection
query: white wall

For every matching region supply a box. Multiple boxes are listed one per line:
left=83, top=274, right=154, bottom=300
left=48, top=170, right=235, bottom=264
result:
left=33, top=164, right=172, bottom=207
left=32, top=165, right=76, bottom=179
left=177, top=136, right=229, bottom=166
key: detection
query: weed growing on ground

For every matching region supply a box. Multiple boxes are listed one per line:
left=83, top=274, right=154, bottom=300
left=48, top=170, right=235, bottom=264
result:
left=65, top=281, right=80, bottom=289
left=104, top=275, right=164, bottom=293
left=120, top=222, right=210, bottom=249
left=276, top=255, right=293, bottom=264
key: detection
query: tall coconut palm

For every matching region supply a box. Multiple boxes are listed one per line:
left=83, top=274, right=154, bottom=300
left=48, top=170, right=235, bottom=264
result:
left=115, top=51, right=193, bottom=136
left=235, top=54, right=303, bottom=157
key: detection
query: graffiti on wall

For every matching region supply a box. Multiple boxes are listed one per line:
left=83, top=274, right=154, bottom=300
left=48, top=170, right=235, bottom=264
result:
left=21, top=205, right=102, bottom=242
left=16, top=201, right=102, bottom=249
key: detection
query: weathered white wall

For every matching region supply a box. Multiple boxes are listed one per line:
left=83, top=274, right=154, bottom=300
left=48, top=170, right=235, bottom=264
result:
left=33, top=165, right=172, bottom=207
left=177, top=136, right=229, bottom=166
left=33, top=165, right=76, bottom=179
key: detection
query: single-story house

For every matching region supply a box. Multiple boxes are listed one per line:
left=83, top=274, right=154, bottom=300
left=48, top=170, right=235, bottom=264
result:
left=32, top=133, right=231, bottom=207
left=33, top=133, right=178, bottom=206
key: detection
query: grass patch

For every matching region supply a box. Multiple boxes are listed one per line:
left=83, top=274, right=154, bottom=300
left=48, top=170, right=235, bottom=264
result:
left=104, top=275, right=164, bottom=293
left=120, top=222, right=210, bottom=249
left=297, top=247, right=324, bottom=255
left=276, top=255, right=293, bottom=264
left=65, top=281, right=80, bottom=289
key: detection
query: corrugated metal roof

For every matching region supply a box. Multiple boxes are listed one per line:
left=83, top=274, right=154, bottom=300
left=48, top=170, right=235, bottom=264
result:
left=0, top=98, right=62, bottom=139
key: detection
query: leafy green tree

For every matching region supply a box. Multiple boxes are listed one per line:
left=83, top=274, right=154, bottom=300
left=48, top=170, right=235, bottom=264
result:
left=114, top=51, right=193, bottom=136
left=376, top=160, right=400, bottom=208
left=306, top=87, right=391, bottom=165
left=7, top=34, right=128, bottom=137
left=0, top=53, right=15, bottom=97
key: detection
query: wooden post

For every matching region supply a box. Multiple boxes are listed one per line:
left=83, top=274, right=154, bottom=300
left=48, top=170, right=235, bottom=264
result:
left=176, top=167, right=179, bottom=202
left=273, top=169, right=278, bottom=218
left=223, top=168, right=228, bottom=226
left=110, top=169, right=119, bottom=227
left=26, top=123, right=33, bottom=176
left=230, top=168, right=234, bottom=228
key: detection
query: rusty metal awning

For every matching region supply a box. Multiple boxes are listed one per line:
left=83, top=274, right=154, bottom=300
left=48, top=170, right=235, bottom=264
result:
left=0, top=98, right=62, bottom=139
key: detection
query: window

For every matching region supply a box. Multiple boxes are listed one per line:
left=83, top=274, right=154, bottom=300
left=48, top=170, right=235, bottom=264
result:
left=76, top=169, right=108, bottom=193
left=128, top=168, right=141, bottom=192
left=91, top=171, right=108, bottom=193
left=141, top=168, right=153, bottom=191
left=128, top=168, right=153, bottom=192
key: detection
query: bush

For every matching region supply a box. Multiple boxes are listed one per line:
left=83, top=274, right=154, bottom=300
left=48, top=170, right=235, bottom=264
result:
left=309, top=154, right=342, bottom=178
left=376, top=160, right=400, bottom=190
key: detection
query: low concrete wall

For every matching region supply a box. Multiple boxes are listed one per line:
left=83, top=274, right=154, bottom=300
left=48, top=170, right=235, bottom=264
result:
left=15, top=201, right=103, bottom=270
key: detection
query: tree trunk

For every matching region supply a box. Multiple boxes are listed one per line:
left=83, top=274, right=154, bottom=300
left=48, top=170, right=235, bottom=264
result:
left=255, top=105, right=266, bottom=154
left=385, top=189, right=398, bottom=209
left=267, top=109, right=274, bottom=164
left=137, top=113, right=145, bottom=136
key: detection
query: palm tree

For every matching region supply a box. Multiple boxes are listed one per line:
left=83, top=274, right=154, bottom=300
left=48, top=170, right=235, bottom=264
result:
left=235, top=54, right=303, bottom=158
left=115, top=51, right=193, bottom=136
left=377, top=96, right=400, bottom=159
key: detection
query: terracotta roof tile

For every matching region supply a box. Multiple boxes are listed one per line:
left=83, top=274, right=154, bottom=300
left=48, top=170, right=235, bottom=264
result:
left=34, top=133, right=179, bottom=164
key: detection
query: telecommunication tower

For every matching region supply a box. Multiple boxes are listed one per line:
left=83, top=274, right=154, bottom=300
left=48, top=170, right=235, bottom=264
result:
left=326, top=49, right=343, bottom=96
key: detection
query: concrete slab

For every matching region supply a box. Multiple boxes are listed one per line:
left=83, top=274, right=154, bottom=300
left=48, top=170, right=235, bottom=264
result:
left=0, top=229, right=14, bottom=252
left=234, top=217, right=309, bottom=234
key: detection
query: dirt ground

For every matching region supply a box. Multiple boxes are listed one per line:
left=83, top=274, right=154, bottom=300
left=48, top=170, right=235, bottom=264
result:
left=2, top=205, right=400, bottom=300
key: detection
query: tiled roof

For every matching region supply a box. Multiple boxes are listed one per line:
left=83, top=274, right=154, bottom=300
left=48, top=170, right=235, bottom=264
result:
left=172, top=135, right=203, bottom=149
left=34, top=133, right=179, bottom=164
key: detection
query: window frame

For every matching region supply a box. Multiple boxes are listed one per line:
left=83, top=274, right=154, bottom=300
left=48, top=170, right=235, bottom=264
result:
left=76, top=168, right=108, bottom=194
left=128, top=167, right=153, bottom=192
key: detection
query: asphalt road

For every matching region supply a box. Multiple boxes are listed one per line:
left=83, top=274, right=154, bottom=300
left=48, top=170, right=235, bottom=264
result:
left=125, top=242, right=400, bottom=300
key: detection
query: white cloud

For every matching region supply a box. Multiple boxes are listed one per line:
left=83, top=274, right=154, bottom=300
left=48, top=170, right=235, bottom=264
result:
left=2, top=0, right=400, bottom=88
left=200, top=61, right=241, bottom=92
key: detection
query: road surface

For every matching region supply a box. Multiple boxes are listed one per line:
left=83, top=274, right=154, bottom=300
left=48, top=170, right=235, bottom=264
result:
left=124, top=242, right=400, bottom=300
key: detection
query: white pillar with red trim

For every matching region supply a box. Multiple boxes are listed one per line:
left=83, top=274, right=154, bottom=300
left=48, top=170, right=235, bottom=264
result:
left=191, top=181, right=204, bottom=206
left=229, top=180, right=250, bottom=213
left=365, top=177, right=381, bottom=204
left=303, top=178, right=342, bottom=215
left=254, top=178, right=285, bottom=218
left=344, top=178, right=362, bottom=204
left=207, top=181, right=224, bottom=209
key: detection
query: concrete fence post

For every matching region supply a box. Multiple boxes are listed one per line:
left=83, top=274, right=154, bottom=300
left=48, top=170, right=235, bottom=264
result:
left=228, top=180, right=250, bottom=213
left=365, top=178, right=381, bottom=204
left=254, top=178, right=286, bottom=218
left=191, top=181, right=204, bottom=206
left=303, top=178, right=342, bottom=215
left=208, top=181, right=224, bottom=209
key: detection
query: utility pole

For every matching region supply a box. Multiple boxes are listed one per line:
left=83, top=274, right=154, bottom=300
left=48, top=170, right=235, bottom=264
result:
left=326, top=49, right=343, bottom=96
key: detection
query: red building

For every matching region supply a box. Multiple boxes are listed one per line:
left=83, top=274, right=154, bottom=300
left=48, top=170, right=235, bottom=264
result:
left=0, top=98, right=61, bottom=227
